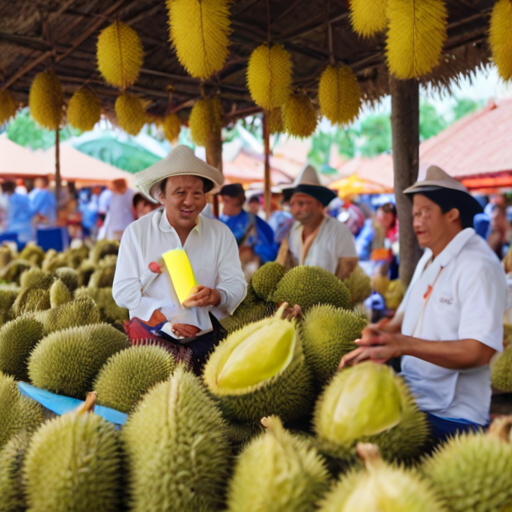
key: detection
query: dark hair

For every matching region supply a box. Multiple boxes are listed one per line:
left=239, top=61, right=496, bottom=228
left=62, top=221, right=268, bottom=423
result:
left=133, top=192, right=151, bottom=209
left=248, top=196, right=260, bottom=204
left=2, top=181, right=15, bottom=194
left=159, top=176, right=213, bottom=197
left=377, top=202, right=397, bottom=228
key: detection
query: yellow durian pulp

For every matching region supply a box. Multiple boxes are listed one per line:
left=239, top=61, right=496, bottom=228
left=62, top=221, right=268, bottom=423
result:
left=67, top=87, right=101, bottom=132
left=162, top=113, right=181, bottom=142
left=97, top=20, right=144, bottom=89
left=0, top=89, right=16, bottom=125
left=318, top=64, right=361, bottom=126
left=115, top=93, right=146, bottom=136
left=247, top=44, right=293, bottom=111
left=490, top=0, right=512, bottom=81
left=29, top=70, right=63, bottom=130
left=282, top=91, right=318, bottom=138
left=386, top=0, right=448, bottom=79
left=349, top=0, right=388, bottom=38
left=189, top=97, right=222, bottom=147
left=216, top=319, right=296, bottom=391
left=167, top=0, right=231, bottom=80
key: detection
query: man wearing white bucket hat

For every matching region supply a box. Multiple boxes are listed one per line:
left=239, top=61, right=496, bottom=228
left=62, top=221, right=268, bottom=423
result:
left=112, top=145, right=247, bottom=372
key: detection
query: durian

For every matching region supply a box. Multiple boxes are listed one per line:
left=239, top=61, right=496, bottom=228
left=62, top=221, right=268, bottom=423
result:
left=0, top=287, right=18, bottom=326
left=29, top=70, right=63, bottom=130
left=65, top=245, right=90, bottom=269
left=189, top=96, right=222, bottom=147
left=268, top=107, right=284, bottom=134
left=272, top=266, right=352, bottom=311
left=344, top=265, right=372, bottom=306
left=490, top=0, right=512, bottom=81
left=67, top=87, right=102, bottom=132
left=319, top=443, right=445, bottom=512
left=226, top=416, right=329, bottom=512
left=94, top=345, right=175, bottom=413
left=247, top=44, right=293, bottom=110
left=162, top=113, right=181, bottom=142
left=115, top=93, right=146, bottom=136
left=423, top=416, right=512, bottom=512
left=24, top=408, right=121, bottom=512
left=123, top=366, right=231, bottom=512
left=0, top=260, right=31, bottom=285
left=314, top=362, right=428, bottom=463
left=87, top=255, right=117, bottom=288
left=372, top=273, right=390, bottom=297
left=11, top=288, right=50, bottom=316
left=251, top=262, right=287, bottom=301
left=97, top=20, right=143, bottom=89
left=349, top=0, right=388, bottom=38
left=385, top=278, right=406, bottom=310
left=41, top=252, right=68, bottom=273
left=167, top=0, right=231, bottom=80
left=49, top=279, right=72, bottom=308
left=386, top=0, right=448, bottom=79
left=492, top=343, right=512, bottom=392
left=301, top=305, right=367, bottom=385
left=282, top=91, right=318, bottom=138
left=318, top=64, right=361, bottom=126
left=55, top=266, right=79, bottom=292
left=90, top=240, right=119, bottom=264
left=77, top=261, right=96, bottom=287
left=0, top=433, right=29, bottom=512
left=28, top=323, right=130, bottom=398
left=0, top=316, right=44, bottom=381
left=75, top=287, right=129, bottom=324
left=0, top=247, right=12, bottom=270
left=221, top=302, right=273, bottom=335
left=19, top=268, right=53, bottom=290
left=19, top=245, right=45, bottom=267
left=0, top=89, right=16, bottom=125
left=203, top=306, right=315, bottom=423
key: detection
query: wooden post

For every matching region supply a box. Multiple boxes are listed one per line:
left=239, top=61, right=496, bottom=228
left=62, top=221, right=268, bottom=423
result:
left=390, top=76, right=422, bottom=286
left=55, top=128, right=61, bottom=207
left=263, top=111, right=271, bottom=220
left=205, top=129, right=223, bottom=218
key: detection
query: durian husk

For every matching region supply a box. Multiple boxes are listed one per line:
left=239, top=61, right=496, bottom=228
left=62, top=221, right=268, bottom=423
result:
left=282, top=91, right=318, bottom=138
left=29, top=70, right=63, bottom=130
left=67, top=87, right=101, bottom=132
left=115, top=93, right=146, bottom=136
left=268, top=108, right=284, bottom=135
left=385, top=278, right=406, bottom=311
left=318, top=64, right=361, bottom=126
left=247, top=43, right=293, bottom=110
left=344, top=265, right=372, bottom=306
left=386, top=0, right=448, bottom=79
left=189, top=96, right=222, bottom=147
left=167, top=0, right=231, bottom=80
left=349, top=0, right=388, bottom=38
left=97, top=20, right=144, bottom=89
left=489, top=0, right=512, bottom=81
left=0, top=89, right=16, bottom=125
left=162, top=113, right=181, bottom=142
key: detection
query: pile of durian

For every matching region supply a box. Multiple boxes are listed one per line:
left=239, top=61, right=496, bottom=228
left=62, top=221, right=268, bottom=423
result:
left=1, top=251, right=511, bottom=512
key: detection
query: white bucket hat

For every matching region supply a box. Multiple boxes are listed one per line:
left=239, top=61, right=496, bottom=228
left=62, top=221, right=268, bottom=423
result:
left=136, top=145, right=224, bottom=203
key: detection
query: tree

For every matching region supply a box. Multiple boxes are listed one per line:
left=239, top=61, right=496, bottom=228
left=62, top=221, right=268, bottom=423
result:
left=419, top=100, right=447, bottom=141
left=452, top=97, right=482, bottom=121
left=359, top=113, right=392, bottom=157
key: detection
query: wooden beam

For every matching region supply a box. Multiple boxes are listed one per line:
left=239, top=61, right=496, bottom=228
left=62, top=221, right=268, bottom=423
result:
left=263, top=112, right=271, bottom=220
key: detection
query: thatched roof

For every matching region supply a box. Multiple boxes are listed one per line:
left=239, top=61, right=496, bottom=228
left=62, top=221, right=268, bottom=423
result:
left=0, top=0, right=496, bottom=123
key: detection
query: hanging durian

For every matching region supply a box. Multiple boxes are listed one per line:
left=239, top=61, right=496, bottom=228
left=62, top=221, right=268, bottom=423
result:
left=29, top=70, right=63, bottom=130
left=67, top=87, right=101, bottom=132
left=268, top=108, right=284, bottom=134
left=167, top=0, right=231, bottom=79
left=386, top=0, right=448, bottom=79
left=115, top=93, right=146, bottom=136
left=318, top=64, right=361, bottom=126
left=282, top=90, right=318, bottom=138
left=247, top=44, right=293, bottom=110
left=0, top=89, right=16, bottom=125
left=489, top=0, right=512, bottom=81
left=189, top=96, right=222, bottom=147
left=349, top=0, right=388, bottom=38
left=162, top=113, right=181, bottom=142
left=97, top=20, right=143, bottom=89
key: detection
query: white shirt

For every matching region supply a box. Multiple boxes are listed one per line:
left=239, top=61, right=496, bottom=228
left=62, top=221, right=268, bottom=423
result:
left=112, top=209, right=246, bottom=334
left=398, top=228, right=507, bottom=425
left=289, top=216, right=357, bottom=274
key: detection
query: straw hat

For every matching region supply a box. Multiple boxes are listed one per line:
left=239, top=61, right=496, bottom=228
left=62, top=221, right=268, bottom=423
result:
left=136, top=145, right=224, bottom=202
left=404, top=165, right=469, bottom=194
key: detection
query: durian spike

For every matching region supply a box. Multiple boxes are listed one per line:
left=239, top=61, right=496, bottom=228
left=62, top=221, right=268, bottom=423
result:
left=74, top=392, right=97, bottom=415
left=356, top=442, right=385, bottom=472
left=486, top=415, right=512, bottom=443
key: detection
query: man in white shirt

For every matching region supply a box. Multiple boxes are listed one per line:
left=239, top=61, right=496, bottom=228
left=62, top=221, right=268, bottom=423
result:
left=113, top=145, right=247, bottom=372
left=282, top=165, right=358, bottom=279
left=340, top=165, right=507, bottom=443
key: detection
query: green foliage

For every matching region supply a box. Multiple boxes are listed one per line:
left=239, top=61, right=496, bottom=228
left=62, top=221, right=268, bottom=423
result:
left=452, top=97, right=482, bottom=121
left=359, top=113, right=392, bottom=157
left=419, top=100, right=447, bottom=141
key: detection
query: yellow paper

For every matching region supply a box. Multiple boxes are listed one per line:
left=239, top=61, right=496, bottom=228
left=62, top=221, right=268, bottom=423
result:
left=163, top=248, right=198, bottom=305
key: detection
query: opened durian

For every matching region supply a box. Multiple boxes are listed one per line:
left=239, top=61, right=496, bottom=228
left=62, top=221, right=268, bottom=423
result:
left=29, top=70, right=63, bottom=130
left=67, top=87, right=102, bottom=132
left=251, top=262, right=287, bottom=301
left=282, top=91, right=318, bottom=138
left=227, top=416, right=329, bottom=512
left=0, top=89, right=16, bottom=125
left=344, top=265, right=372, bottom=306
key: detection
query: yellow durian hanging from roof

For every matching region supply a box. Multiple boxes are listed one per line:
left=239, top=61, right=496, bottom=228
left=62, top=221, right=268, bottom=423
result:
left=167, top=0, right=231, bottom=80
left=489, top=0, right=512, bottom=81
left=0, top=89, right=16, bottom=125
left=247, top=43, right=293, bottom=111
left=268, top=108, right=283, bottom=135
left=189, top=96, right=222, bottom=147
left=162, top=113, right=181, bottom=142
left=67, top=87, right=101, bottom=132
left=97, top=20, right=144, bottom=89
left=115, top=93, right=146, bottom=136
left=29, top=70, right=63, bottom=130
left=349, top=0, right=388, bottom=38
left=386, top=0, right=448, bottom=79
left=281, top=90, right=318, bottom=139
left=318, top=63, right=361, bottom=126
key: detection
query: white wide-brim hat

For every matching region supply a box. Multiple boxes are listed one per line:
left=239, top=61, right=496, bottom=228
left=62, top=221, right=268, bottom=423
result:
left=136, top=145, right=224, bottom=203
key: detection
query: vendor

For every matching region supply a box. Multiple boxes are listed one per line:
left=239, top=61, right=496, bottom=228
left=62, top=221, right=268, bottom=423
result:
left=282, top=165, right=358, bottom=279
left=113, top=145, right=247, bottom=372
left=340, top=165, right=507, bottom=443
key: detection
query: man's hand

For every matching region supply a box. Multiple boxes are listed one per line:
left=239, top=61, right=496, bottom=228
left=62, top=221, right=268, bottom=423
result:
left=172, top=324, right=201, bottom=338
left=182, top=286, right=221, bottom=308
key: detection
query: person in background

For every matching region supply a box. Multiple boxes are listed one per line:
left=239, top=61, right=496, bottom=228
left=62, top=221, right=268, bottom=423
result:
left=2, top=180, right=36, bottom=244
left=219, top=183, right=278, bottom=268
left=247, top=195, right=261, bottom=216
left=97, top=186, right=113, bottom=237
left=29, top=177, right=57, bottom=227
left=267, top=189, right=293, bottom=245
left=337, top=197, right=366, bottom=237
left=133, top=192, right=161, bottom=220
left=100, top=179, right=135, bottom=241
left=487, top=203, right=511, bottom=259
left=15, top=179, right=27, bottom=195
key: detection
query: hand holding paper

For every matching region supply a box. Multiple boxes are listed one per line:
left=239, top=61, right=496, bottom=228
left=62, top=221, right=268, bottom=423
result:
left=182, top=286, right=221, bottom=308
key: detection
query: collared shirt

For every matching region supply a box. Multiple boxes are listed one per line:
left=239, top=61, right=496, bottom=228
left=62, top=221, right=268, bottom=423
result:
left=112, top=209, right=247, bottom=334
left=398, top=228, right=507, bottom=425
left=28, top=188, right=56, bottom=225
left=289, top=215, right=357, bottom=274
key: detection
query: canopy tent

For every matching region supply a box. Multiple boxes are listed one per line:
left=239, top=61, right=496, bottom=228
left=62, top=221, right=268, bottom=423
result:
left=329, top=174, right=393, bottom=198
left=0, top=136, right=55, bottom=177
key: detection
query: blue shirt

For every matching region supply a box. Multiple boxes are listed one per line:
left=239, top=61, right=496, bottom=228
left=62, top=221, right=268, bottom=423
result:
left=29, top=188, right=57, bottom=225
left=220, top=210, right=278, bottom=263
left=355, top=219, right=374, bottom=261
left=8, top=193, right=35, bottom=243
